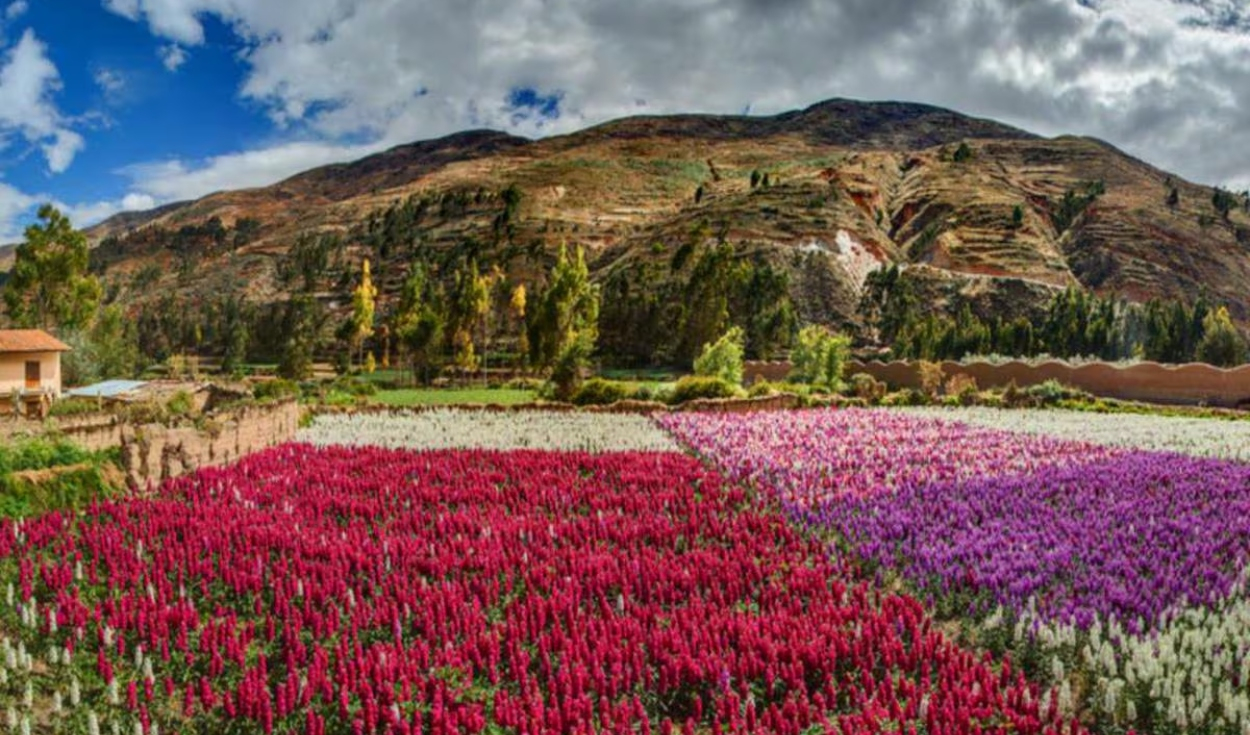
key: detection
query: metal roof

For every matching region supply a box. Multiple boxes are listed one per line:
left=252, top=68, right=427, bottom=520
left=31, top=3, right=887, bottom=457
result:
left=66, top=380, right=148, bottom=398
left=0, top=330, right=71, bottom=353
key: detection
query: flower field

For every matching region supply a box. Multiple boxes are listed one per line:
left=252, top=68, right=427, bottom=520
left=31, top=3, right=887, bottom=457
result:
left=300, top=410, right=678, bottom=452
left=0, top=442, right=1082, bottom=735
left=898, top=406, right=1250, bottom=460
left=660, top=407, right=1250, bottom=734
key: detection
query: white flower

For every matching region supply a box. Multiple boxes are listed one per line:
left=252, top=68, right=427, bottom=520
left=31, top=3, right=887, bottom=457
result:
left=298, top=410, right=679, bottom=453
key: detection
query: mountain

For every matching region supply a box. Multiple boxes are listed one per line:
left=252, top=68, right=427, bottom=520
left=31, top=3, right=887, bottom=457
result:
left=72, top=97, right=1250, bottom=363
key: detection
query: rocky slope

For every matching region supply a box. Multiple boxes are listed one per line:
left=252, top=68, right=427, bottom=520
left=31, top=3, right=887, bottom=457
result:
left=75, top=97, right=1250, bottom=341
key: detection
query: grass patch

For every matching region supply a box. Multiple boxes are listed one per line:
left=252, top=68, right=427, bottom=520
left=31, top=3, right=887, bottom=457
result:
left=373, top=388, right=537, bottom=407
left=0, top=438, right=122, bottom=517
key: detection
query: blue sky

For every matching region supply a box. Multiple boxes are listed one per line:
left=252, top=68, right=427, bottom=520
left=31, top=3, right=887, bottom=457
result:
left=0, top=0, right=1247, bottom=240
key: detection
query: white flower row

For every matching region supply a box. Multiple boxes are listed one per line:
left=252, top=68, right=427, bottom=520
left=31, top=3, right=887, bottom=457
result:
left=298, top=410, right=681, bottom=453
left=984, top=577, right=1250, bottom=734
left=895, top=406, right=1250, bottom=460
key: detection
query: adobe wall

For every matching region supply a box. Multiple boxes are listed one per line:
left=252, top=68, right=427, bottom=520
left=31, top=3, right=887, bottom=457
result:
left=0, top=400, right=301, bottom=488
left=742, top=361, right=793, bottom=384
left=118, top=399, right=301, bottom=488
left=846, top=360, right=1250, bottom=408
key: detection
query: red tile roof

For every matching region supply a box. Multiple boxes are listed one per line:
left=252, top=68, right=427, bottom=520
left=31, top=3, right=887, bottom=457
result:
left=0, top=330, right=71, bottom=353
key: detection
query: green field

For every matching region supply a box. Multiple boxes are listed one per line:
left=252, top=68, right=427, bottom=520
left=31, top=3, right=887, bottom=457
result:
left=373, top=388, right=537, bottom=406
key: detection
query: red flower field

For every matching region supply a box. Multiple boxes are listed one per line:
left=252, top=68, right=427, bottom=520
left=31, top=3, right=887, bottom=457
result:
left=0, top=444, right=1082, bottom=734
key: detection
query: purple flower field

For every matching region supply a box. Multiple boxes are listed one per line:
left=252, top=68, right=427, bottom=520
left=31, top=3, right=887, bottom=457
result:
left=660, top=408, right=1250, bottom=630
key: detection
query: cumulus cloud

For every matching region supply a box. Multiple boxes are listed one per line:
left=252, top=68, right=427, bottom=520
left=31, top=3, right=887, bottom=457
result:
left=158, top=43, right=187, bottom=71
left=93, top=67, right=124, bottom=94
left=4, top=0, right=26, bottom=21
left=93, top=0, right=1250, bottom=208
left=0, top=180, right=35, bottom=240
left=118, top=139, right=385, bottom=202
left=42, top=130, right=83, bottom=174
left=60, top=192, right=157, bottom=229
left=0, top=30, right=85, bottom=174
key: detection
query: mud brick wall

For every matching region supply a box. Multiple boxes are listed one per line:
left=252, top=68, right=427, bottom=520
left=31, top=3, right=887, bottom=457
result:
left=847, top=360, right=1250, bottom=408
left=118, top=400, right=300, bottom=488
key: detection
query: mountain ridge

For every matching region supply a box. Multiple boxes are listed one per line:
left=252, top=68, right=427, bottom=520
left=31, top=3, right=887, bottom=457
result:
left=29, top=96, right=1250, bottom=363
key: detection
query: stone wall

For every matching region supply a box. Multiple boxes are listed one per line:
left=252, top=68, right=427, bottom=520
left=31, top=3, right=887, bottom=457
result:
left=118, top=400, right=301, bottom=488
left=847, top=360, right=1250, bottom=408
left=0, top=400, right=301, bottom=488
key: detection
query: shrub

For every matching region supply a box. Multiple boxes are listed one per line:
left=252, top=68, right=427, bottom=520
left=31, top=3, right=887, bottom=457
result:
left=631, top=384, right=655, bottom=402
left=917, top=360, right=944, bottom=398
left=1002, top=380, right=1029, bottom=408
left=48, top=397, right=105, bottom=418
left=117, top=400, right=169, bottom=426
left=881, top=389, right=930, bottom=407
left=1025, top=379, right=1089, bottom=406
left=0, top=464, right=118, bottom=518
left=571, top=378, right=632, bottom=407
left=322, top=390, right=360, bottom=407
left=669, top=376, right=742, bottom=405
left=253, top=379, right=301, bottom=401
left=791, top=326, right=851, bottom=390
left=331, top=378, right=378, bottom=398
left=0, top=438, right=120, bottom=518
left=693, top=327, right=745, bottom=386
left=167, top=390, right=196, bottom=417
left=503, top=377, right=544, bottom=391
left=943, top=374, right=979, bottom=405
left=849, top=373, right=887, bottom=403
left=748, top=381, right=779, bottom=398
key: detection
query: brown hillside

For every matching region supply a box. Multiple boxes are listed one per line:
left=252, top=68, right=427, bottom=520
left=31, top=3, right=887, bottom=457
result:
left=74, top=97, right=1250, bottom=334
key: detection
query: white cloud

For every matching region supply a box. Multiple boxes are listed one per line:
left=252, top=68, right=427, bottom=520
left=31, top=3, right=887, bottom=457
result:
left=4, top=0, right=26, bottom=21
left=93, top=67, right=124, bottom=94
left=60, top=192, right=156, bottom=229
left=42, top=130, right=83, bottom=174
left=88, top=0, right=1250, bottom=199
left=158, top=43, right=187, bottom=71
left=119, top=139, right=384, bottom=202
left=0, top=30, right=84, bottom=173
left=0, top=180, right=35, bottom=241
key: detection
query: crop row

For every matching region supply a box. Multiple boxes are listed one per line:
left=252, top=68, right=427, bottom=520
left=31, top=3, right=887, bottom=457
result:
left=298, top=410, right=679, bottom=453
left=897, top=406, right=1250, bottom=460
left=0, top=444, right=1081, bottom=735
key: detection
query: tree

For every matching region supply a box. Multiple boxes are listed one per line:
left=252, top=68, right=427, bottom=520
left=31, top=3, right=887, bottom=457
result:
left=350, top=259, right=378, bottom=368
left=952, top=142, right=972, bottom=163
left=61, top=305, right=141, bottom=386
left=1213, top=187, right=1238, bottom=221
left=394, top=264, right=445, bottom=385
left=1166, top=187, right=1180, bottom=208
left=1196, top=306, right=1247, bottom=367
left=446, top=259, right=490, bottom=376
left=3, top=204, right=101, bottom=331
left=220, top=296, right=251, bottom=375
left=277, top=295, right=324, bottom=380
left=790, top=326, right=850, bottom=390
left=750, top=170, right=762, bottom=189
left=528, top=244, right=600, bottom=398
left=693, top=326, right=745, bottom=385
left=509, top=284, right=528, bottom=369
left=1012, top=205, right=1024, bottom=229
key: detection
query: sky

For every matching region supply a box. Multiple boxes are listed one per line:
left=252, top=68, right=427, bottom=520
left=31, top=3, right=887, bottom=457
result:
left=0, top=0, right=1247, bottom=240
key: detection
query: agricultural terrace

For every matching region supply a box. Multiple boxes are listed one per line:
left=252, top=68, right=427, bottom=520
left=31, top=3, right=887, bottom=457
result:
left=4, top=405, right=1250, bottom=734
